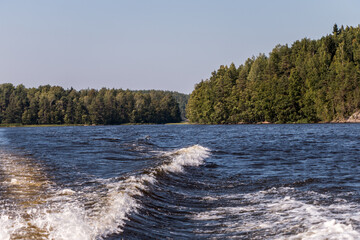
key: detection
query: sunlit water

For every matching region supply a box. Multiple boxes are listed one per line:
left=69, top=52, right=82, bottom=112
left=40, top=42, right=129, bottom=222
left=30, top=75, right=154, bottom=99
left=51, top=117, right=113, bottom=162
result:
left=1, top=124, right=360, bottom=239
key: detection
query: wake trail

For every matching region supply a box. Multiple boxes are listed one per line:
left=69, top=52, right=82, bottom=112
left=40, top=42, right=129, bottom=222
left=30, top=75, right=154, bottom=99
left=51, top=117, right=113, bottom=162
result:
left=0, top=145, right=210, bottom=240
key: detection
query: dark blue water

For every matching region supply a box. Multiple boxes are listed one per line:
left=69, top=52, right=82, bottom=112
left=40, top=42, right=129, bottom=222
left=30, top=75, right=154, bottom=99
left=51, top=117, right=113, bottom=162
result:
left=1, top=124, right=360, bottom=239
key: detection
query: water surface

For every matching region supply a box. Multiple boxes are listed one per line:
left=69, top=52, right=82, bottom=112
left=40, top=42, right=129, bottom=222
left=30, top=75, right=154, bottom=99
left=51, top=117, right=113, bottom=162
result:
left=1, top=124, right=360, bottom=239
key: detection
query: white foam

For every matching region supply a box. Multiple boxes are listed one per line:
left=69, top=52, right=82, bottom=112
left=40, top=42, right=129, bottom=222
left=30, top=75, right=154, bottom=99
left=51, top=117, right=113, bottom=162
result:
left=193, top=187, right=360, bottom=239
left=0, top=214, right=17, bottom=240
left=202, top=196, right=218, bottom=201
left=0, top=145, right=211, bottom=239
left=159, top=145, right=210, bottom=173
left=32, top=205, right=94, bottom=240
left=58, top=189, right=76, bottom=195
left=10, top=178, right=18, bottom=185
left=287, top=219, right=360, bottom=240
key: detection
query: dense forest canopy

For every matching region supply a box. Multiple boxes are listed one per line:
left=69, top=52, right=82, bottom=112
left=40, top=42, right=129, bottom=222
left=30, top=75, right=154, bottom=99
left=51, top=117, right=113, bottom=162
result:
left=187, top=24, right=360, bottom=124
left=0, top=84, right=183, bottom=125
left=136, top=90, right=189, bottom=120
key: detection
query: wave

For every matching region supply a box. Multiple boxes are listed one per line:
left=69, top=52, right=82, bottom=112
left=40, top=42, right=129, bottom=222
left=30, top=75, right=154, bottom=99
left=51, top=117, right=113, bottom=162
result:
left=193, top=187, right=360, bottom=239
left=0, top=145, right=210, bottom=240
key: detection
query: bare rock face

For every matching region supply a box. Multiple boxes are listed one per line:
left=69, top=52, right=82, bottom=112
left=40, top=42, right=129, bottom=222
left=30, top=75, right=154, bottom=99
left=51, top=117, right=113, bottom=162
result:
left=347, top=111, right=360, bottom=123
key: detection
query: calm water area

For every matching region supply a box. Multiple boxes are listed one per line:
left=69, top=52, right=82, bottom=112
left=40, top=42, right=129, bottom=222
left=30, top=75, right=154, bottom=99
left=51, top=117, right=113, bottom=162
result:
left=1, top=124, right=360, bottom=239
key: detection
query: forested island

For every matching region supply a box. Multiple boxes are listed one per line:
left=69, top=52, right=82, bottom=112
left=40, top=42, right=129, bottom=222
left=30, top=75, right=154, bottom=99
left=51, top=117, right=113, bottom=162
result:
left=187, top=24, right=360, bottom=124
left=0, top=84, right=188, bottom=125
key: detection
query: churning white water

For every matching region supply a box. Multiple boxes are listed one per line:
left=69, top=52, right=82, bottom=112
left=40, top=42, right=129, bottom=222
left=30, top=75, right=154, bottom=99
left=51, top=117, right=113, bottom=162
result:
left=0, top=145, right=210, bottom=240
left=193, top=187, right=360, bottom=240
left=2, top=124, right=360, bottom=239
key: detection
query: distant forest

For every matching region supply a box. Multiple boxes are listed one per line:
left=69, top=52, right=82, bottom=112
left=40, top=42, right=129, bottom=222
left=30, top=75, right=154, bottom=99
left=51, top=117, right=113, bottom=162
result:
left=0, top=84, right=188, bottom=125
left=187, top=24, right=360, bottom=124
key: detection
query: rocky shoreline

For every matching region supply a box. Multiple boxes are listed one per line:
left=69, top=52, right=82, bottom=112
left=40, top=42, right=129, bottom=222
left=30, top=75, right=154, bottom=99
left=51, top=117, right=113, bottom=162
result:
left=331, top=111, right=360, bottom=123
left=346, top=111, right=360, bottom=123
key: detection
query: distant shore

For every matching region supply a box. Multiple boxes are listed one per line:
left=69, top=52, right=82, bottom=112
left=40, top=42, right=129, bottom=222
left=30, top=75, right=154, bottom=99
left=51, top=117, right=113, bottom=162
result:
left=0, top=122, right=191, bottom=128
left=2, top=121, right=360, bottom=128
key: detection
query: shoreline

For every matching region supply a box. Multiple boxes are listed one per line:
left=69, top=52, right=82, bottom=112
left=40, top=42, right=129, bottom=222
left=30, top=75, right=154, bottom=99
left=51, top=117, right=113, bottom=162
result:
left=0, top=122, right=191, bottom=128
left=1, top=121, right=360, bottom=128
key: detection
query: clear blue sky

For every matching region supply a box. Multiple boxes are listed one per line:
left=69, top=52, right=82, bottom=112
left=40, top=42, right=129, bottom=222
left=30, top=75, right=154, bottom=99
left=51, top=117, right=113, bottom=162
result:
left=1, top=0, right=360, bottom=94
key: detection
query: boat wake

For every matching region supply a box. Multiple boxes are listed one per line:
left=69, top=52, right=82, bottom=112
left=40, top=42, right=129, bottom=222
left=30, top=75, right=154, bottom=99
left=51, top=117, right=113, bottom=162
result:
left=193, top=186, right=360, bottom=239
left=0, top=145, right=210, bottom=240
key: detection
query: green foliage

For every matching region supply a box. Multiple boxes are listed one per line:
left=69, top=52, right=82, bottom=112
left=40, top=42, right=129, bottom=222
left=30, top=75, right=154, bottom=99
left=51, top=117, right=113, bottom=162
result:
left=0, top=85, right=182, bottom=125
left=135, top=90, right=189, bottom=120
left=187, top=25, right=360, bottom=124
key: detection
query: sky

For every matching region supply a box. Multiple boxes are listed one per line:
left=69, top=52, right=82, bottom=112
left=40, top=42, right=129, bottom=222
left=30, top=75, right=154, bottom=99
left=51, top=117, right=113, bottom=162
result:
left=1, top=0, right=360, bottom=94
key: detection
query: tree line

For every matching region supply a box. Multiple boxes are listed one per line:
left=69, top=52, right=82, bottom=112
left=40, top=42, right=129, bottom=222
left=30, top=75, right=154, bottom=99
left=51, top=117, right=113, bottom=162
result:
left=136, top=90, right=189, bottom=120
left=0, top=84, right=183, bottom=125
left=187, top=24, right=360, bottom=124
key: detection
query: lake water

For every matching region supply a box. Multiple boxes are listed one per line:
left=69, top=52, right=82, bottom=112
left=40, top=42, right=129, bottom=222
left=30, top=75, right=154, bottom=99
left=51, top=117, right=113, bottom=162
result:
left=1, top=124, right=360, bottom=239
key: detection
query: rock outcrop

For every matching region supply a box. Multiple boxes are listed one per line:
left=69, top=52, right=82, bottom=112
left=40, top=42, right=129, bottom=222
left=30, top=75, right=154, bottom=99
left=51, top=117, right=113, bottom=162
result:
left=347, top=111, right=360, bottom=123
